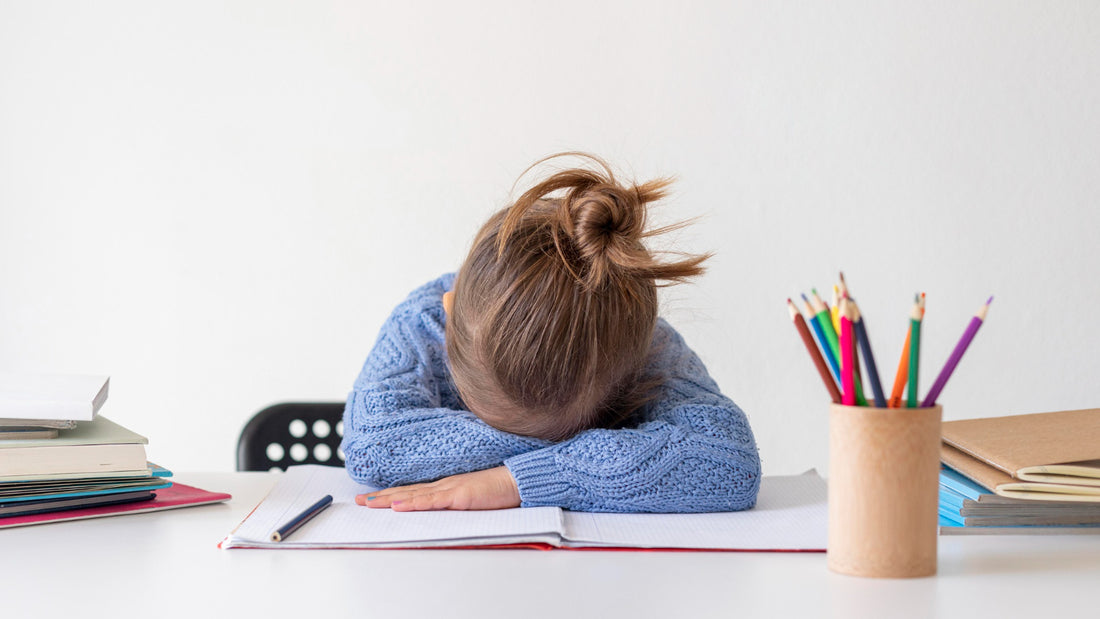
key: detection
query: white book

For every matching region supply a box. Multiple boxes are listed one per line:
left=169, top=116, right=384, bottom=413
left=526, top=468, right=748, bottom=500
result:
left=221, top=465, right=828, bottom=551
left=0, top=373, right=109, bottom=421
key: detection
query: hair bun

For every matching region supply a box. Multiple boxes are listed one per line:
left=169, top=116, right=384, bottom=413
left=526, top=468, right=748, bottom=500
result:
left=566, top=182, right=649, bottom=287
left=499, top=152, right=708, bottom=291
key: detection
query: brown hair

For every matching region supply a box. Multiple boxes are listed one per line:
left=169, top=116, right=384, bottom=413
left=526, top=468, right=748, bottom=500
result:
left=446, top=153, right=709, bottom=441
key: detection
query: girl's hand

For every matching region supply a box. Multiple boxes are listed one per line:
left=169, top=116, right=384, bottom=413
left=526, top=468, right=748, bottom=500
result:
left=354, top=466, right=521, bottom=511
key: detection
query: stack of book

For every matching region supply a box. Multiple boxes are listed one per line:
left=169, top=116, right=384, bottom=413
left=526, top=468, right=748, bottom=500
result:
left=938, top=409, right=1100, bottom=534
left=0, top=372, right=229, bottom=525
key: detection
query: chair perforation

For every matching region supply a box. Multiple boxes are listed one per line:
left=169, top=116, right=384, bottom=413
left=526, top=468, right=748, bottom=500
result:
left=237, top=402, right=347, bottom=471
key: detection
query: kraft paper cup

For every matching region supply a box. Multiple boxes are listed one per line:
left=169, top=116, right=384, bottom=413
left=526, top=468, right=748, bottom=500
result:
left=827, top=403, right=942, bottom=578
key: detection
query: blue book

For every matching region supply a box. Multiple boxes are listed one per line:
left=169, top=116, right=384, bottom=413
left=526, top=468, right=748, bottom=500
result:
left=939, top=487, right=966, bottom=512
left=938, top=515, right=961, bottom=528
left=940, top=465, right=991, bottom=501
left=938, top=505, right=964, bottom=526
left=939, top=465, right=991, bottom=528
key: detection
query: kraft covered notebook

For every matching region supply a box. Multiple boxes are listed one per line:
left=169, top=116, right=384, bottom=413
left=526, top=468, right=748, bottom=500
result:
left=941, top=409, right=1100, bottom=502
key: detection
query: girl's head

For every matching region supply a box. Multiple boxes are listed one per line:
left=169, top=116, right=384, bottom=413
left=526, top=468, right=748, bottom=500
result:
left=446, top=153, right=708, bottom=441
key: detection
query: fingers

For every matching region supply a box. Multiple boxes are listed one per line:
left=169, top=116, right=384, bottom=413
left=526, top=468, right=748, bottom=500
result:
left=355, top=481, right=431, bottom=507
left=391, top=490, right=454, bottom=512
left=356, top=487, right=456, bottom=511
left=352, top=467, right=519, bottom=512
left=355, top=481, right=452, bottom=509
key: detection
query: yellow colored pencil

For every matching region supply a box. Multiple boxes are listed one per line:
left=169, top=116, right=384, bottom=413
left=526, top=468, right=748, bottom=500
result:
left=830, top=285, right=841, bottom=334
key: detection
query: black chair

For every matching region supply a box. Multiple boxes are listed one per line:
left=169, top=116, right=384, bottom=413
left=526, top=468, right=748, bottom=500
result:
left=237, top=402, right=347, bottom=471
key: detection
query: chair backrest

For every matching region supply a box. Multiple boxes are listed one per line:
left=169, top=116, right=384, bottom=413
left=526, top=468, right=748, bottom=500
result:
left=237, top=402, right=347, bottom=471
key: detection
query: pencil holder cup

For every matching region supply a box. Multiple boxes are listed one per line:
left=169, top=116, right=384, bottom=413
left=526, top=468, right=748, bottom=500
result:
left=827, top=403, right=942, bottom=578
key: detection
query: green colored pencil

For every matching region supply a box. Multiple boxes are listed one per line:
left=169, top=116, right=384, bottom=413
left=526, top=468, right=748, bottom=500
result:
left=810, top=289, right=840, bottom=364
left=906, top=295, right=922, bottom=408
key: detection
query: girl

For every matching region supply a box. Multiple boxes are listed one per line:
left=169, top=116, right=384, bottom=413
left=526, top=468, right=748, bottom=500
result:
left=342, top=154, right=760, bottom=513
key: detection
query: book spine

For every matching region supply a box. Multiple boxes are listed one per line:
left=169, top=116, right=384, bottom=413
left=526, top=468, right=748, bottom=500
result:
left=0, top=401, right=95, bottom=421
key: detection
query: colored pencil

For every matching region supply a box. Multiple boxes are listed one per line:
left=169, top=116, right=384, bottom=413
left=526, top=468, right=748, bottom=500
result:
left=888, top=293, right=925, bottom=407
left=850, top=299, right=887, bottom=408
left=837, top=275, right=867, bottom=406
left=802, top=294, right=840, bottom=381
left=838, top=272, right=850, bottom=298
left=846, top=296, right=869, bottom=407
left=270, top=494, right=333, bottom=542
left=906, top=296, right=923, bottom=408
left=788, top=299, right=842, bottom=404
left=888, top=326, right=912, bottom=408
left=839, top=298, right=857, bottom=406
left=921, top=297, right=993, bottom=407
left=830, top=286, right=841, bottom=334
left=810, top=289, right=841, bottom=369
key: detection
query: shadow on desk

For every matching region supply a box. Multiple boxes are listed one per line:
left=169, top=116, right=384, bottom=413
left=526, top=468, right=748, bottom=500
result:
left=938, top=536, right=1100, bottom=576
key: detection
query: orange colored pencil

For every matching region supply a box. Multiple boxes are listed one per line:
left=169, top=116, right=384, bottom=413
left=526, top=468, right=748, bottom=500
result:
left=888, top=293, right=925, bottom=408
left=888, top=328, right=912, bottom=408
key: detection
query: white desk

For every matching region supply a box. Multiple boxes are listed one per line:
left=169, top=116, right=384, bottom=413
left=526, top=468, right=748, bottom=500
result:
left=3, top=472, right=1098, bottom=619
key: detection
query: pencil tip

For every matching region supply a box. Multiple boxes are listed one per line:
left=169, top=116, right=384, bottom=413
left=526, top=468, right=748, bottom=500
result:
left=987, top=295, right=994, bottom=305
left=801, top=293, right=810, bottom=302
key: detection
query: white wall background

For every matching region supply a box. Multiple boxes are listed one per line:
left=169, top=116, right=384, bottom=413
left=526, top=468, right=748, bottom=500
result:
left=2, top=1, right=1098, bottom=474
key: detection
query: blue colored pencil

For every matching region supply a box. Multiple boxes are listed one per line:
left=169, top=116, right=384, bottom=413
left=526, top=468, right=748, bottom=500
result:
left=270, top=494, right=333, bottom=542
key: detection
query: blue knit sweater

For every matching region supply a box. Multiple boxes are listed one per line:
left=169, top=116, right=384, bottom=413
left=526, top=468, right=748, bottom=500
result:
left=341, top=273, right=760, bottom=513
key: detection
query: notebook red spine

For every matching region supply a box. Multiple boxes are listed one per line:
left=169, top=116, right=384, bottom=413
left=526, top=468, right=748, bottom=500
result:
left=0, top=482, right=231, bottom=529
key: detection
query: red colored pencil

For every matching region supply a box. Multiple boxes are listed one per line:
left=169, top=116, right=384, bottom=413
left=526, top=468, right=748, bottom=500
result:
left=840, top=298, right=857, bottom=406
left=788, top=299, right=842, bottom=403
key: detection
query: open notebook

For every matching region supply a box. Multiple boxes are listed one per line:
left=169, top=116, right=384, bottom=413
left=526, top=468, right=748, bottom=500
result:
left=220, top=465, right=827, bottom=551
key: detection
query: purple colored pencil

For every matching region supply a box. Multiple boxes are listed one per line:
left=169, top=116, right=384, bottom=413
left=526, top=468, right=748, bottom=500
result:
left=921, top=297, right=993, bottom=407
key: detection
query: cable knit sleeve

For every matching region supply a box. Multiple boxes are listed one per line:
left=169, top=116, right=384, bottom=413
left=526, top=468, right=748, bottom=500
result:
left=504, top=319, right=761, bottom=513
left=341, top=274, right=547, bottom=488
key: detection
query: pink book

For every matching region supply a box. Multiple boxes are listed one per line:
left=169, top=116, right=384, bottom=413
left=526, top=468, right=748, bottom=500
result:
left=0, top=482, right=231, bottom=529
